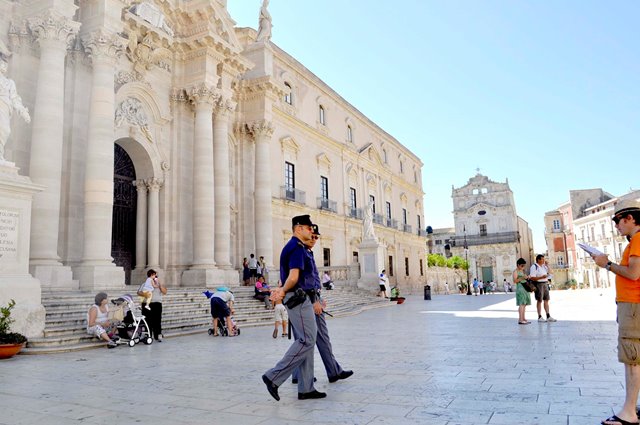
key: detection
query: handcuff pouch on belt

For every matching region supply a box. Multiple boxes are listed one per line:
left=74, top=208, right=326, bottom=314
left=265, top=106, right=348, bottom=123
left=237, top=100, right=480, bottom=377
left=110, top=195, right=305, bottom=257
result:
left=284, top=288, right=306, bottom=309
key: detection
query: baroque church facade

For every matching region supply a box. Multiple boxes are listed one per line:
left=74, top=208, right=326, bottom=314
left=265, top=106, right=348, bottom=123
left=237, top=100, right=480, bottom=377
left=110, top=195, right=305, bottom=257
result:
left=0, top=0, right=427, bottom=305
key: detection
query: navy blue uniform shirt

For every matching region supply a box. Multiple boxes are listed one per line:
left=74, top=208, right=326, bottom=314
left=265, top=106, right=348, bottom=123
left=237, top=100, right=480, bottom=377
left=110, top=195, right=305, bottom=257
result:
left=279, top=236, right=316, bottom=291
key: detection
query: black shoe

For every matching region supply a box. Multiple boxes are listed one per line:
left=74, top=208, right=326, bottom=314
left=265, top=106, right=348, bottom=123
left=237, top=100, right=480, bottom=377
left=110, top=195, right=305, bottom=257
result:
left=298, top=390, right=327, bottom=400
left=328, top=370, right=353, bottom=383
left=262, top=374, right=280, bottom=401
left=292, top=377, right=317, bottom=384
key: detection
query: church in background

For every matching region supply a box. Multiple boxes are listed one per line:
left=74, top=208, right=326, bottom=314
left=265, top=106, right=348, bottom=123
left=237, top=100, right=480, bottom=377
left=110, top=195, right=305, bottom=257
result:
left=0, top=0, right=427, bottom=323
left=449, top=173, right=533, bottom=284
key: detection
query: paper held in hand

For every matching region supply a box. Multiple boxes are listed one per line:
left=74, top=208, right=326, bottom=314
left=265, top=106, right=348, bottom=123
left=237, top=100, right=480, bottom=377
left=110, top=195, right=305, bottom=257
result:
left=577, top=243, right=604, bottom=257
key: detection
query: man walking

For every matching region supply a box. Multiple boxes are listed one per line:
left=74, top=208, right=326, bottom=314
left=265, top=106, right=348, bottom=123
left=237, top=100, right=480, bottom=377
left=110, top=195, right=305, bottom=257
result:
left=262, top=215, right=326, bottom=401
left=291, top=224, right=353, bottom=385
left=594, top=200, right=640, bottom=425
left=529, top=254, right=557, bottom=322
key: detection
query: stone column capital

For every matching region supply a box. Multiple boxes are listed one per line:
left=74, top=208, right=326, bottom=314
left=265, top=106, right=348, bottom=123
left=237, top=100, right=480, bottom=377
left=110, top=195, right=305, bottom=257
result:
left=213, top=96, right=237, bottom=119
left=145, top=177, right=164, bottom=192
left=28, top=12, right=81, bottom=50
left=133, top=179, right=148, bottom=192
left=248, top=119, right=274, bottom=139
left=81, top=30, right=126, bottom=66
left=189, top=84, right=219, bottom=109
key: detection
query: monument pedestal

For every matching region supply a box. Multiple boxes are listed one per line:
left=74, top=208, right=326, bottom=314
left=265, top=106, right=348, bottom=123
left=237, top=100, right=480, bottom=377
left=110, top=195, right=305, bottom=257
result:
left=0, top=161, right=46, bottom=338
left=357, top=237, right=386, bottom=294
left=73, top=264, right=125, bottom=292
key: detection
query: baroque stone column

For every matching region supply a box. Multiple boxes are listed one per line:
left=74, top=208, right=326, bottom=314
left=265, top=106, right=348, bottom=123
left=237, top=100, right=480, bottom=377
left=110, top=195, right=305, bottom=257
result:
left=250, top=120, right=274, bottom=274
left=146, top=177, right=162, bottom=269
left=27, top=12, right=80, bottom=289
left=213, top=96, right=235, bottom=269
left=75, top=30, right=126, bottom=290
left=182, top=84, right=218, bottom=286
left=133, top=179, right=148, bottom=270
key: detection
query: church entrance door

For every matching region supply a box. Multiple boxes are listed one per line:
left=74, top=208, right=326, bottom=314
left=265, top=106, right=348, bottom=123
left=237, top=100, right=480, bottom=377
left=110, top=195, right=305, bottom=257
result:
left=112, top=144, right=137, bottom=285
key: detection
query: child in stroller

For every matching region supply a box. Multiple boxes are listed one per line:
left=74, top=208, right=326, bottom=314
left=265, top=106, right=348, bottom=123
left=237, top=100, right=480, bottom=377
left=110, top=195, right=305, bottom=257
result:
left=111, top=294, right=154, bottom=347
left=203, top=289, right=240, bottom=337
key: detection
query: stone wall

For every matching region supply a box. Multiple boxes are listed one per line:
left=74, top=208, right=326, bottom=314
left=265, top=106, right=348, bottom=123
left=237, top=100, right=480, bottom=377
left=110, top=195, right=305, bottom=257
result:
left=402, top=267, right=467, bottom=295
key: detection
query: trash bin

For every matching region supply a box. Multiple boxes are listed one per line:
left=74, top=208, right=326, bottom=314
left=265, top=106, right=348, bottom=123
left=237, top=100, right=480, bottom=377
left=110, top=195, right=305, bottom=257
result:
left=424, top=285, right=431, bottom=300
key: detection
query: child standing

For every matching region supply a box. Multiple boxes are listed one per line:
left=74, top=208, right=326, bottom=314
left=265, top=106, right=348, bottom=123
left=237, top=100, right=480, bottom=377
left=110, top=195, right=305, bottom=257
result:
left=272, top=281, right=288, bottom=338
left=138, top=269, right=158, bottom=310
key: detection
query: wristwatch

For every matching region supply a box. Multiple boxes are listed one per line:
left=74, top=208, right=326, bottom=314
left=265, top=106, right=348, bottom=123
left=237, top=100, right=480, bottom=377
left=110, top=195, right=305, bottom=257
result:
left=606, top=261, right=612, bottom=271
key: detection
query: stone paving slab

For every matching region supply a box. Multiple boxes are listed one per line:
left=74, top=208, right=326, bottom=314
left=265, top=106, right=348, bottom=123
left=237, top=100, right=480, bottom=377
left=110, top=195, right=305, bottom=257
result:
left=0, top=288, right=624, bottom=424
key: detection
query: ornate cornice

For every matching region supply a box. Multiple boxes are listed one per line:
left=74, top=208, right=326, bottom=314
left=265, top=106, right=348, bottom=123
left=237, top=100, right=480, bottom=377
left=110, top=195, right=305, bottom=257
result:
left=28, top=12, right=80, bottom=50
left=235, top=76, right=285, bottom=101
left=82, top=30, right=126, bottom=65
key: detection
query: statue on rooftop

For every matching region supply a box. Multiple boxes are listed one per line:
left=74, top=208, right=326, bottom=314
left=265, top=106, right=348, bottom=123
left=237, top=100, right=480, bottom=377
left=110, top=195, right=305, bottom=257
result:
left=256, top=0, right=272, bottom=42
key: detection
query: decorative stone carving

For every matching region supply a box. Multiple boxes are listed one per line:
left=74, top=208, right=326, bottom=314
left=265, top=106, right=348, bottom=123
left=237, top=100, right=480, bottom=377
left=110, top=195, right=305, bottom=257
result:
left=249, top=119, right=274, bottom=138
left=189, top=84, right=219, bottom=107
left=363, top=200, right=376, bottom=240
left=0, top=58, right=31, bottom=162
left=145, top=177, right=163, bottom=191
left=160, top=161, right=170, bottom=172
left=129, top=2, right=174, bottom=36
left=214, top=96, right=237, bottom=118
left=126, top=29, right=172, bottom=75
left=114, top=97, right=153, bottom=143
left=27, top=12, right=80, bottom=50
left=0, top=38, right=10, bottom=61
left=115, top=70, right=141, bottom=91
left=256, top=0, right=272, bottom=42
left=82, top=30, right=126, bottom=65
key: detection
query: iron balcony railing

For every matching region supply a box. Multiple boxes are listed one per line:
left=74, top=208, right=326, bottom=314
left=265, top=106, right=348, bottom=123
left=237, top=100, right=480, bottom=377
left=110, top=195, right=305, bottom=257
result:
left=403, top=224, right=412, bottom=233
left=317, top=197, right=337, bottom=213
left=348, top=207, right=363, bottom=219
left=373, top=213, right=384, bottom=225
left=450, top=231, right=520, bottom=247
left=280, top=186, right=306, bottom=204
left=385, top=218, right=398, bottom=229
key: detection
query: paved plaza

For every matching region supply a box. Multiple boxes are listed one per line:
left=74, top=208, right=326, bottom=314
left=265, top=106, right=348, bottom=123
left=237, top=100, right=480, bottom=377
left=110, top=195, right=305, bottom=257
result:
left=0, top=289, right=624, bottom=425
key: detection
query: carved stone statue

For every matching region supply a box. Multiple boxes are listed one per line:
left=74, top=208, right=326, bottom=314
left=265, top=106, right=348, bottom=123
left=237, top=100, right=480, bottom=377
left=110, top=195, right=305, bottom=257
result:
left=256, top=0, right=272, bottom=42
left=0, top=58, right=31, bottom=162
left=363, top=200, right=376, bottom=240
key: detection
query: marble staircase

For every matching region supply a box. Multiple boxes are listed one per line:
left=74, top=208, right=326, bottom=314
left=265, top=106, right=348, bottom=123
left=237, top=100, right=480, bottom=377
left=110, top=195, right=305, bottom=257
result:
left=24, top=286, right=392, bottom=354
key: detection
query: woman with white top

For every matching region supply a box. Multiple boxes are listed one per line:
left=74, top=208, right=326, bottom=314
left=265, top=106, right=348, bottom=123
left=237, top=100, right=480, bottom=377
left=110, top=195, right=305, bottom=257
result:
left=86, top=292, right=117, bottom=348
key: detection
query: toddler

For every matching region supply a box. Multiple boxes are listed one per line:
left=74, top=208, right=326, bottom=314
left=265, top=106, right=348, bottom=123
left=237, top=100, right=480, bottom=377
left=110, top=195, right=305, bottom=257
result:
left=138, top=269, right=158, bottom=310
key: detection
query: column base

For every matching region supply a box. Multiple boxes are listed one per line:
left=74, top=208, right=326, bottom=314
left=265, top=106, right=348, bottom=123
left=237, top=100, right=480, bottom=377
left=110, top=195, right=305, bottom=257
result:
left=30, top=264, right=78, bottom=290
left=182, top=267, right=238, bottom=288
left=0, top=275, right=45, bottom=338
left=73, top=264, right=125, bottom=292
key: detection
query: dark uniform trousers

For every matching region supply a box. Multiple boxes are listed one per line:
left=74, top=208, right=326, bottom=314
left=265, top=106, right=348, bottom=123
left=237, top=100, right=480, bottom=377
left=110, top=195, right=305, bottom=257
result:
left=264, top=292, right=317, bottom=393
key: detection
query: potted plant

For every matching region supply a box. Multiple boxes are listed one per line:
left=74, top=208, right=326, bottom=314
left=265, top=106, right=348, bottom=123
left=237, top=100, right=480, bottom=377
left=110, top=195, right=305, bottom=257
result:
left=0, top=299, right=27, bottom=359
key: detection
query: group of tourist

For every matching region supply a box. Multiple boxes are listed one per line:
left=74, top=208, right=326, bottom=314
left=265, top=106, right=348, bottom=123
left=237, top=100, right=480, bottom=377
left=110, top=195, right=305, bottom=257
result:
left=242, top=254, right=268, bottom=285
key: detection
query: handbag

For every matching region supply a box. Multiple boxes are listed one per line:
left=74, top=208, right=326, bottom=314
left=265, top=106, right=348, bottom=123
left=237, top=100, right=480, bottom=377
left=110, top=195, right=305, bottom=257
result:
left=523, top=279, right=536, bottom=293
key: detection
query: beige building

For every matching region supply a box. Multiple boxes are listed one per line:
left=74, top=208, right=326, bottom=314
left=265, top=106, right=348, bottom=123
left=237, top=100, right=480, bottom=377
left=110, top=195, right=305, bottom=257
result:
left=426, top=227, right=454, bottom=257
left=449, top=173, right=533, bottom=284
left=0, top=0, right=427, bottom=304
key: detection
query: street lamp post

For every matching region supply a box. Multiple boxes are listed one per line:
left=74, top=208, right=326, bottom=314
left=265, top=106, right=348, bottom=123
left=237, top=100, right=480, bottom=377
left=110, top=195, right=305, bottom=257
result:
left=464, top=225, right=471, bottom=295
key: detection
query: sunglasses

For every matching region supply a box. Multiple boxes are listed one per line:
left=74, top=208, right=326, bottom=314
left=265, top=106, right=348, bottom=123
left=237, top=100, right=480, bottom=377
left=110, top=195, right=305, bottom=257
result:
left=311, top=235, right=319, bottom=240
left=613, top=214, right=625, bottom=225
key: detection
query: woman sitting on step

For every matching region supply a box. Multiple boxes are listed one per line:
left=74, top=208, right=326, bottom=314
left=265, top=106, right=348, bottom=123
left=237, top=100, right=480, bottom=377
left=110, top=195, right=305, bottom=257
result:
left=86, top=292, right=118, bottom=349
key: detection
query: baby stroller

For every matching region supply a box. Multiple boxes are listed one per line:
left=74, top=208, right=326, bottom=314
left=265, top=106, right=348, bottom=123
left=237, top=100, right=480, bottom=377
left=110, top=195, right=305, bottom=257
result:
left=111, top=294, right=153, bottom=347
left=203, top=290, right=240, bottom=337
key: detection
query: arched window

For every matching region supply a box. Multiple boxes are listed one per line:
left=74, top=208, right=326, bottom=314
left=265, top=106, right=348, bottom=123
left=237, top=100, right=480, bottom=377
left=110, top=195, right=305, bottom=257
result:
left=347, top=125, right=353, bottom=142
left=284, top=82, right=292, bottom=105
left=319, top=105, right=326, bottom=125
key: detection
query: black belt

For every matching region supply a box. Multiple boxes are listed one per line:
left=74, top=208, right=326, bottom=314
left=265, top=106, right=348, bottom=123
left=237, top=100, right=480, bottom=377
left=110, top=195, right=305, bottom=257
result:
left=303, top=289, right=318, bottom=303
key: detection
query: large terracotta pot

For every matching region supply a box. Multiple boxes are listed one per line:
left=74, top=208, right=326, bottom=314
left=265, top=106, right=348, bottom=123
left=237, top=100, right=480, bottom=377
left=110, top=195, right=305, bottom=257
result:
left=0, top=343, right=25, bottom=359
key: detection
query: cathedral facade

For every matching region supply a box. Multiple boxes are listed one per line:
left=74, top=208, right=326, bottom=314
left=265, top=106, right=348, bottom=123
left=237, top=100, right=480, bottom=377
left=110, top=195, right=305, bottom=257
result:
left=0, top=0, right=427, bottom=299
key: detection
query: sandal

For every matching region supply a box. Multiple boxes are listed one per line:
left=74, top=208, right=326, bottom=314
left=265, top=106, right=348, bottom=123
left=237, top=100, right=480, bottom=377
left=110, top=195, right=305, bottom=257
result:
left=272, top=329, right=278, bottom=338
left=518, top=321, right=530, bottom=325
left=601, top=414, right=639, bottom=425
left=282, top=333, right=288, bottom=337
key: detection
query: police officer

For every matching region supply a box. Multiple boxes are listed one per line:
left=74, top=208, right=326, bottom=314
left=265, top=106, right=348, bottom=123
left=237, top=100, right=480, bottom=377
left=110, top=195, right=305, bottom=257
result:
left=292, top=224, right=354, bottom=384
left=262, top=215, right=326, bottom=401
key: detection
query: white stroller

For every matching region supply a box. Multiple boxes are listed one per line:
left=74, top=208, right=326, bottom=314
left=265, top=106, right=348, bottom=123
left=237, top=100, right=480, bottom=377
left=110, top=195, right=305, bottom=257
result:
left=111, top=294, right=153, bottom=347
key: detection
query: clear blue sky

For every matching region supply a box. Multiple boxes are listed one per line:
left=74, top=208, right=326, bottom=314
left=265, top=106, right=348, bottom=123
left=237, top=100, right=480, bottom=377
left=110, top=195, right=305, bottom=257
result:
left=228, top=1, right=639, bottom=252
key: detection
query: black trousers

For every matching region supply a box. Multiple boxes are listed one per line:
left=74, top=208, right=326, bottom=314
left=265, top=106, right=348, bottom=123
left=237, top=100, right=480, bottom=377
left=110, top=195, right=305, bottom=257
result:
left=142, top=302, right=163, bottom=339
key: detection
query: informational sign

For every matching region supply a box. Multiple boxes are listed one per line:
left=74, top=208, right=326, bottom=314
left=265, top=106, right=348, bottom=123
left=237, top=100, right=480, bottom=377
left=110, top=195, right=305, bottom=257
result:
left=0, top=209, right=19, bottom=262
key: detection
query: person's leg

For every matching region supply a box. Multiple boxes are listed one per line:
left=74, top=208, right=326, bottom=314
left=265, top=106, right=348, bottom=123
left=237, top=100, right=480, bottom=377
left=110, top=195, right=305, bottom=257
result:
left=605, top=364, right=640, bottom=424
left=282, top=319, right=288, bottom=335
left=315, top=312, right=342, bottom=378
left=212, top=317, right=219, bottom=335
left=156, top=302, right=163, bottom=339
left=225, top=316, right=234, bottom=335
left=518, top=305, right=524, bottom=322
left=544, top=299, right=550, bottom=316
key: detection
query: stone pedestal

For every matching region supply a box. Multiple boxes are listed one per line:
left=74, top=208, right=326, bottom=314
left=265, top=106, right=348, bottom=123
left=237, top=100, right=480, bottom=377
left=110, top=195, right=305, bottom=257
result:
left=181, top=268, right=238, bottom=288
left=0, top=162, right=46, bottom=338
left=242, top=41, right=274, bottom=79
left=357, top=237, right=386, bottom=294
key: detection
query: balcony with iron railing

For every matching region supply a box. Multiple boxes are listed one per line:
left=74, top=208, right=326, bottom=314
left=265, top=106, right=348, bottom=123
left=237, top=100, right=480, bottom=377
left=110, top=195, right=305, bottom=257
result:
left=317, top=197, right=337, bottom=213
left=403, top=224, right=412, bottom=233
left=280, top=186, right=306, bottom=204
left=373, top=213, right=384, bottom=225
left=348, top=207, right=363, bottom=219
left=450, top=231, right=520, bottom=247
left=385, top=217, right=398, bottom=229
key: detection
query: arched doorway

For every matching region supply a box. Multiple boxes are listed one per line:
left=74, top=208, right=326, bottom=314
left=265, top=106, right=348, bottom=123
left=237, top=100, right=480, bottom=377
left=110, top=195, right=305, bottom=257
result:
left=112, top=144, right=137, bottom=285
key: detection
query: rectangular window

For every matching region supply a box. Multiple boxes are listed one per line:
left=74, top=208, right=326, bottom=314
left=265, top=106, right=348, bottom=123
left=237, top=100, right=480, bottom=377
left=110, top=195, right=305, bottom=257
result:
left=553, top=219, right=561, bottom=230
left=386, top=202, right=392, bottom=219
left=388, top=255, right=394, bottom=277
left=405, top=257, right=409, bottom=276
left=319, top=105, right=326, bottom=125
left=320, top=176, right=328, bottom=200
left=403, top=208, right=408, bottom=225
left=590, top=227, right=595, bottom=242
left=479, top=224, right=487, bottom=236
left=601, top=223, right=606, bottom=238
left=557, top=256, right=564, bottom=265
left=284, top=161, right=295, bottom=199
left=350, top=188, right=357, bottom=209
left=419, top=258, right=424, bottom=276
left=417, top=215, right=421, bottom=231
left=323, top=248, right=331, bottom=267
left=400, top=161, right=403, bottom=173
left=369, top=195, right=376, bottom=214
left=352, top=251, right=359, bottom=263
left=435, top=239, right=442, bottom=245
